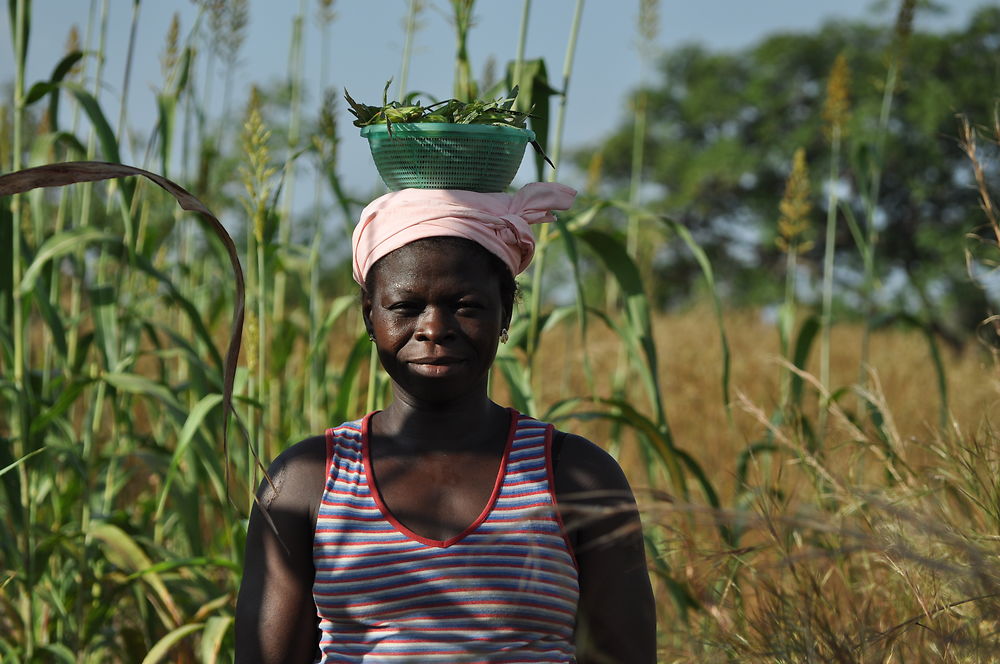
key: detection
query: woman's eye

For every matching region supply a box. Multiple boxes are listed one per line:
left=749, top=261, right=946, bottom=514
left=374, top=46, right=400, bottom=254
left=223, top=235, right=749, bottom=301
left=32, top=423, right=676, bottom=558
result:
left=389, top=301, right=420, bottom=314
left=456, top=301, right=484, bottom=315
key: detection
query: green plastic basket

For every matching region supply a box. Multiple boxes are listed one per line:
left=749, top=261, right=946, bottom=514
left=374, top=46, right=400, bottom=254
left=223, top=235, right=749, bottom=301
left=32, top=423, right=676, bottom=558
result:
left=361, top=122, right=535, bottom=192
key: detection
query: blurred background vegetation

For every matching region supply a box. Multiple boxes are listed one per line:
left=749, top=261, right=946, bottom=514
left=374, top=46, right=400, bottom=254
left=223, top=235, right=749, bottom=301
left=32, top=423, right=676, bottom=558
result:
left=2, top=0, right=1000, bottom=661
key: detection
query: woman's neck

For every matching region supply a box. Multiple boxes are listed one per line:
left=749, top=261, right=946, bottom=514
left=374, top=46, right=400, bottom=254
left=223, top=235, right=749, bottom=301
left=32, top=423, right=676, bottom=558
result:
left=373, top=392, right=508, bottom=453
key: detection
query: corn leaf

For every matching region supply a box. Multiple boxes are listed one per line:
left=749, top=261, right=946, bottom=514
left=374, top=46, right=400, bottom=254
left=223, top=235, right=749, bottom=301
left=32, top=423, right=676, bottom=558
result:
left=18, top=229, right=120, bottom=294
left=505, top=58, right=559, bottom=179
left=494, top=354, right=534, bottom=415
left=23, top=49, right=84, bottom=131
left=88, top=521, right=182, bottom=627
left=199, top=615, right=233, bottom=663
left=101, top=374, right=184, bottom=430
left=559, top=399, right=688, bottom=498
left=38, top=643, right=77, bottom=664
left=154, top=393, right=225, bottom=530
left=140, top=623, right=204, bottom=664
left=552, top=211, right=596, bottom=394
left=332, top=331, right=373, bottom=425
left=659, top=216, right=733, bottom=416
left=29, top=131, right=87, bottom=165
left=575, top=228, right=667, bottom=429
left=791, top=314, right=820, bottom=410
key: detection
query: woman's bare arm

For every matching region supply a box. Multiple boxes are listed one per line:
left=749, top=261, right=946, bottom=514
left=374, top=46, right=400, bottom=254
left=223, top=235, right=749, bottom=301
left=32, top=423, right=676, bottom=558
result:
left=554, top=433, right=657, bottom=664
left=235, top=436, right=327, bottom=664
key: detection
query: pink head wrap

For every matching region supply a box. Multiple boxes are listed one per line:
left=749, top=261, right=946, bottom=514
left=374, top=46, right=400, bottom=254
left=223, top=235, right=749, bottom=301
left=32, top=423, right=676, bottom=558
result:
left=351, top=182, right=577, bottom=285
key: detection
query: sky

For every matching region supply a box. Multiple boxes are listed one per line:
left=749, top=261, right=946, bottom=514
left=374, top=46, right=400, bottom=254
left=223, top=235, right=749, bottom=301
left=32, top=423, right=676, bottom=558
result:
left=0, top=0, right=991, bottom=195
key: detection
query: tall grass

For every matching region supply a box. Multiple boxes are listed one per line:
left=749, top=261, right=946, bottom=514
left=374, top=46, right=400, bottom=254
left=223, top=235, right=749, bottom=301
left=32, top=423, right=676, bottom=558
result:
left=1, top=1, right=998, bottom=662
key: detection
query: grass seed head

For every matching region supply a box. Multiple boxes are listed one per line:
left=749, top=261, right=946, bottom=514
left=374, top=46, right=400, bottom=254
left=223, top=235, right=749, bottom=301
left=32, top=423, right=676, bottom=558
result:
left=776, top=147, right=813, bottom=253
left=638, top=0, right=660, bottom=56
left=317, top=0, right=337, bottom=25
left=64, top=25, right=82, bottom=77
left=239, top=86, right=276, bottom=237
left=161, top=13, right=180, bottom=80
left=208, top=0, right=249, bottom=66
left=822, top=52, right=851, bottom=140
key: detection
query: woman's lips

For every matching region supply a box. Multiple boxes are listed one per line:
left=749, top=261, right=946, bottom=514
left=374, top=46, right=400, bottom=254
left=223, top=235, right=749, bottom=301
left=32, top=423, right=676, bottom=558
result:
left=407, top=357, right=464, bottom=377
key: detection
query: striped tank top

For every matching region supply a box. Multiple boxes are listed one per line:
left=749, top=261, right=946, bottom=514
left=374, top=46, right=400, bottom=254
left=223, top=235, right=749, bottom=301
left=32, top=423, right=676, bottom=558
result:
left=313, top=410, right=580, bottom=663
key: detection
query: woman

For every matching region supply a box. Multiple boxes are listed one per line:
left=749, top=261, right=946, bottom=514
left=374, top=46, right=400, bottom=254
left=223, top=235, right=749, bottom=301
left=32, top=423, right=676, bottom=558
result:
left=235, top=183, right=656, bottom=663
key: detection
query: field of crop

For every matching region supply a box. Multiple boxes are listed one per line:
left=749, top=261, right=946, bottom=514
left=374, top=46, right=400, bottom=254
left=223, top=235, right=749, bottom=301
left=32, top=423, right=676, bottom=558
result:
left=3, top=0, right=1000, bottom=662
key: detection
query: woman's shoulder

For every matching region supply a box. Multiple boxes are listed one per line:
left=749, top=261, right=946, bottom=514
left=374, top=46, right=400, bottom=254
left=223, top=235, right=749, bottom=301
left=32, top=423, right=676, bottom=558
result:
left=550, top=430, right=636, bottom=499
left=255, top=434, right=328, bottom=514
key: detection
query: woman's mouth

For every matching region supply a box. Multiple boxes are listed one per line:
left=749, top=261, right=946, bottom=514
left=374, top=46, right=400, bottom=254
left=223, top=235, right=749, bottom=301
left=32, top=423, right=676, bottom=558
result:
left=408, top=357, right=464, bottom=377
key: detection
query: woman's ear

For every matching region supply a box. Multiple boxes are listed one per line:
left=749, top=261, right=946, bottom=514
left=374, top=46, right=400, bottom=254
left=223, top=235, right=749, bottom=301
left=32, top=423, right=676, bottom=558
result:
left=361, top=288, right=375, bottom=339
left=502, top=304, right=513, bottom=334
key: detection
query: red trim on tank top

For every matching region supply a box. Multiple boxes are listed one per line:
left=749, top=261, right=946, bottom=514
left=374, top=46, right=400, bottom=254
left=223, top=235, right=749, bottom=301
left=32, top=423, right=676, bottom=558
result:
left=323, top=427, right=337, bottom=480
left=360, top=408, right=518, bottom=549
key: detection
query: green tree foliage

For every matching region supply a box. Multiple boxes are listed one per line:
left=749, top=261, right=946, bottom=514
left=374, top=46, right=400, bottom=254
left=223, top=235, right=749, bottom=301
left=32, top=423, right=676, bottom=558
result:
left=585, top=6, right=1000, bottom=337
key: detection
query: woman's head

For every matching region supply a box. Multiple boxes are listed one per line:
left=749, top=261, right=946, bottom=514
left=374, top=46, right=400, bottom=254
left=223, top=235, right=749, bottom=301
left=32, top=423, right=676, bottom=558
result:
left=361, top=237, right=514, bottom=405
left=351, top=183, right=576, bottom=405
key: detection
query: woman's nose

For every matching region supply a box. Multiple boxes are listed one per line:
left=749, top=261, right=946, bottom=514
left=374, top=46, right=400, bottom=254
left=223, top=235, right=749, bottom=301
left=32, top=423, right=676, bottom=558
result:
left=414, top=306, right=455, bottom=342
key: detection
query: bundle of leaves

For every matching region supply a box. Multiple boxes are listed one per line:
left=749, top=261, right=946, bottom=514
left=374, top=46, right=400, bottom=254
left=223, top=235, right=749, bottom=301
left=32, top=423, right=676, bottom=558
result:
left=344, top=83, right=530, bottom=129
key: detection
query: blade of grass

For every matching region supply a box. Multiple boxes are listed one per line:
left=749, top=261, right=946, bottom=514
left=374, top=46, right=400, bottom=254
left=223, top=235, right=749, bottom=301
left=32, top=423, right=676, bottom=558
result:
left=0, top=448, right=46, bottom=479
left=140, top=623, right=204, bottom=664
left=659, top=215, right=732, bottom=416
left=575, top=228, right=667, bottom=429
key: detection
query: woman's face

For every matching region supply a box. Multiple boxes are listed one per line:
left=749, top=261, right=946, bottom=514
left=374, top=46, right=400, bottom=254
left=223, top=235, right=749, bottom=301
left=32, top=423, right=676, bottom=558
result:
left=363, top=240, right=511, bottom=406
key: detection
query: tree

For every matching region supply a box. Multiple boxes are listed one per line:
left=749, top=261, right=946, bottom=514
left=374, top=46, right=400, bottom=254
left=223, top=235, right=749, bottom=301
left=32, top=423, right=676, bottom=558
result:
left=582, top=5, right=1000, bottom=338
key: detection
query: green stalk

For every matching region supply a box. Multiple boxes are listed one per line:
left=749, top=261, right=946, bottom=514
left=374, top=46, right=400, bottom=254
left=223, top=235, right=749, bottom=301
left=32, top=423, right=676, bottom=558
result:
left=115, top=0, right=140, bottom=159
left=242, top=88, right=274, bottom=492
left=626, top=92, right=647, bottom=258
left=274, top=7, right=305, bottom=319
left=42, top=179, right=73, bottom=395
left=512, top=0, right=531, bottom=87
left=525, top=0, right=583, bottom=363
left=83, top=0, right=112, bottom=460
left=819, top=125, right=842, bottom=415
left=11, top=0, right=26, bottom=392
left=256, top=211, right=268, bottom=458
left=616, top=0, right=651, bottom=420
left=544, top=0, right=582, bottom=181
left=611, top=88, right=648, bottom=406
left=245, top=213, right=259, bottom=498
left=69, top=0, right=103, bottom=648
left=199, top=10, right=217, bottom=156
left=11, top=0, right=32, bottom=655
left=860, top=61, right=898, bottom=378
left=778, top=249, right=798, bottom=410
left=397, top=0, right=422, bottom=99
left=451, top=0, right=475, bottom=101
left=67, top=0, right=104, bottom=368
left=627, top=0, right=657, bottom=258
left=271, top=3, right=306, bottom=447
left=307, top=230, right=323, bottom=431
left=309, top=6, right=337, bottom=431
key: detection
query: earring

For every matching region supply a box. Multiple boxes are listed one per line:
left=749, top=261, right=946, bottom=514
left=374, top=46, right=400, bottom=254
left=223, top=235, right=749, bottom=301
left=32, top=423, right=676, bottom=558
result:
left=499, top=328, right=509, bottom=344
left=367, top=331, right=375, bottom=342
